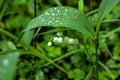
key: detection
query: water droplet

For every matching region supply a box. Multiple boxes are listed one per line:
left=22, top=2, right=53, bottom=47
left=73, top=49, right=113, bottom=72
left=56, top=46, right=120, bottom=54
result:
left=45, top=12, right=49, bottom=15
left=48, top=21, right=53, bottom=24
left=57, top=10, right=60, bottom=13
left=54, top=7, right=57, bottom=10
left=51, top=13, right=56, bottom=16
left=63, top=13, right=67, bottom=16
left=65, top=8, right=68, bottom=12
left=41, top=14, right=44, bottom=17
left=3, top=59, right=9, bottom=66
left=55, top=20, right=60, bottom=23
left=41, top=20, right=45, bottom=22
left=59, top=22, right=63, bottom=25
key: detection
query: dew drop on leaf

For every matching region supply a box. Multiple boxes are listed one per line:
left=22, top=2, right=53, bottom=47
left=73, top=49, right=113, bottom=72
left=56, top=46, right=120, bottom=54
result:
left=3, top=59, right=9, bottom=67
left=25, top=7, right=94, bottom=38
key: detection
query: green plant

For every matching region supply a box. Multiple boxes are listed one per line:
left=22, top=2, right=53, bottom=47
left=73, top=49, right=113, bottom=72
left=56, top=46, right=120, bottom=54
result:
left=0, top=0, right=120, bottom=80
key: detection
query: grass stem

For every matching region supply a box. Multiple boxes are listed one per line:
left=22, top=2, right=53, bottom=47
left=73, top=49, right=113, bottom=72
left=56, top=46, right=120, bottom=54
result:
left=95, top=36, right=99, bottom=80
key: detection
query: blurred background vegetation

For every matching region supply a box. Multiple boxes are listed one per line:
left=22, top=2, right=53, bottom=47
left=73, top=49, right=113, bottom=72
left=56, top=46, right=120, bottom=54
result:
left=0, top=0, right=120, bottom=80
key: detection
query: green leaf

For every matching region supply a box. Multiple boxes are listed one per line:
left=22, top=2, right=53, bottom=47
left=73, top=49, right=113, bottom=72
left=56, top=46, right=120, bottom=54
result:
left=74, top=69, right=85, bottom=80
left=68, top=69, right=85, bottom=80
left=20, top=30, right=35, bottom=44
left=71, top=54, right=80, bottom=64
left=97, top=0, right=119, bottom=23
left=35, top=70, right=45, bottom=80
left=68, top=71, right=75, bottom=78
left=25, top=7, right=95, bottom=38
left=0, top=51, right=20, bottom=80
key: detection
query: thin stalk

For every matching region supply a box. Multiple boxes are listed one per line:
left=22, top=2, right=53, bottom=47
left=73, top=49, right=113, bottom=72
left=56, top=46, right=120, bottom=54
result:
left=34, top=0, right=37, bottom=17
left=86, top=9, right=98, bottom=16
left=90, top=0, right=92, bottom=10
left=95, top=38, right=99, bottom=80
left=84, top=45, right=94, bottom=65
left=96, top=20, right=102, bottom=36
left=95, top=21, right=100, bottom=80
left=98, top=61, right=114, bottom=80
left=103, top=27, right=120, bottom=38
left=41, top=49, right=81, bottom=67
left=85, top=67, right=93, bottom=80
left=33, top=0, right=42, bottom=38
left=0, top=28, right=18, bottom=40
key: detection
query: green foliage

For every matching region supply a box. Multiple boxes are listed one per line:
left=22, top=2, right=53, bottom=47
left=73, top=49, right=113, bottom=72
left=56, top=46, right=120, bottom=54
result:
left=35, top=70, right=45, bottom=80
left=96, top=0, right=120, bottom=33
left=46, top=46, right=62, bottom=58
left=78, top=0, right=84, bottom=13
left=25, top=6, right=95, bottom=38
left=97, top=0, right=119, bottom=22
left=0, top=51, right=20, bottom=80
left=68, top=69, right=85, bottom=80
left=0, top=0, right=120, bottom=80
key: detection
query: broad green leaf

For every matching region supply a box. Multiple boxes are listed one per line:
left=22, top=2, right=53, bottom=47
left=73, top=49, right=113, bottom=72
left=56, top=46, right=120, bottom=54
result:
left=97, top=0, right=119, bottom=23
left=0, top=51, right=20, bottom=80
left=25, top=7, right=95, bottom=38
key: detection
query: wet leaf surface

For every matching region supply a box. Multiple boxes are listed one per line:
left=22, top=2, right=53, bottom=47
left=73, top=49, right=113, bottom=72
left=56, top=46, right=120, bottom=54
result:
left=25, top=7, right=95, bottom=38
left=0, top=51, right=20, bottom=80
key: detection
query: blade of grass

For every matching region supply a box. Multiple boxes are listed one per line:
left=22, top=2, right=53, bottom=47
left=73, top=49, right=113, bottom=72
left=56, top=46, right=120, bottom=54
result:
left=20, top=0, right=38, bottom=45
left=98, top=61, right=115, bottom=80
left=86, top=9, right=98, bottom=16
left=20, top=30, right=35, bottom=44
left=96, top=0, right=119, bottom=34
left=103, top=19, right=120, bottom=23
left=40, top=49, right=81, bottom=67
left=97, top=0, right=119, bottom=22
left=95, top=38, right=99, bottom=80
left=103, top=27, right=120, bottom=38
left=85, top=67, right=93, bottom=80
